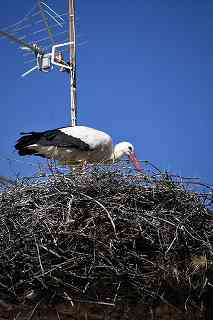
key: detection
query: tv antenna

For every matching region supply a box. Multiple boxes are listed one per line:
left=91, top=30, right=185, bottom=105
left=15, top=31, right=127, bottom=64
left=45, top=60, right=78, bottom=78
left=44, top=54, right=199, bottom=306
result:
left=0, top=0, right=78, bottom=126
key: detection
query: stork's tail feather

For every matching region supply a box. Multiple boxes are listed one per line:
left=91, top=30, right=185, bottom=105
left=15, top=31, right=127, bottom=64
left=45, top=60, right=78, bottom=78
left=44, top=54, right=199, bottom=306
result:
left=15, top=132, right=42, bottom=156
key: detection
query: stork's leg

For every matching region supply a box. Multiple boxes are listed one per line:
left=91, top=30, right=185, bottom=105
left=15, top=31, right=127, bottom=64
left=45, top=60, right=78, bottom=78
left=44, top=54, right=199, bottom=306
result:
left=71, top=160, right=88, bottom=174
left=82, top=160, right=88, bottom=171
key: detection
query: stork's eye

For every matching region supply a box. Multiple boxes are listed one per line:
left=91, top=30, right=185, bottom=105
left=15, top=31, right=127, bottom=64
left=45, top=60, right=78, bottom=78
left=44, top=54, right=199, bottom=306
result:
left=128, top=146, right=133, bottom=152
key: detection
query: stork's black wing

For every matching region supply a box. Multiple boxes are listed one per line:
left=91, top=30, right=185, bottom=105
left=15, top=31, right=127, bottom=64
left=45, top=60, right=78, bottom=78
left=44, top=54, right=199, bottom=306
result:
left=15, top=129, right=91, bottom=155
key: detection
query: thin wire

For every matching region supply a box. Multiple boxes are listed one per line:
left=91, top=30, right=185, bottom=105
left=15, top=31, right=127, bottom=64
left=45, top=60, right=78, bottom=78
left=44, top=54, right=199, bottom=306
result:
left=0, top=30, right=43, bottom=54
left=33, top=22, right=65, bottom=35
left=11, top=24, right=32, bottom=33
left=1, top=5, right=37, bottom=31
left=10, top=21, right=67, bottom=46
left=40, top=2, right=64, bottom=22
left=2, top=5, right=67, bottom=34
left=35, top=30, right=67, bottom=44
left=5, top=13, right=69, bottom=41
left=34, top=13, right=68, bottom=26
left=37, top=0, right=54, bottom=45
left=42, top=10, right=64, bottom=28
left=31, top=11, right=41, bottom=18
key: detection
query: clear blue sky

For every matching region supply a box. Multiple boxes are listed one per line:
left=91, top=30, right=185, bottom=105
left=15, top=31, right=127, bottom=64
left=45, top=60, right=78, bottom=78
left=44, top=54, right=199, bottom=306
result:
left=0, top=1, right=212, bottom=182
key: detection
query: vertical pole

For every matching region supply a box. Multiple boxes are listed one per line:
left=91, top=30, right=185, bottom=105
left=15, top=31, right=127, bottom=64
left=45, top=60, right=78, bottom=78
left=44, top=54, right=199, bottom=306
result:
left=69, top=0, right=77, bottom=126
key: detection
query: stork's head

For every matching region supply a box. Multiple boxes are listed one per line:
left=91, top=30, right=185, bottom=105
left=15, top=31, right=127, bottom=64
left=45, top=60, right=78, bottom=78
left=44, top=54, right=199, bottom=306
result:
left=114, top=142, right=142, bottom=172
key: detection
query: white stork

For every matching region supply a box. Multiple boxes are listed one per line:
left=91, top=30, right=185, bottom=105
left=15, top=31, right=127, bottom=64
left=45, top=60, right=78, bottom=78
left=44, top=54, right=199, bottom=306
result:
left=15, top=126, right=142, bottom=171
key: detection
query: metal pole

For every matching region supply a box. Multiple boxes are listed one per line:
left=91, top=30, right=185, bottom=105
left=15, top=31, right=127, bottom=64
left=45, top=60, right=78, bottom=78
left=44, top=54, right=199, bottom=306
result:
left=69, top=0, right=77, bottom=126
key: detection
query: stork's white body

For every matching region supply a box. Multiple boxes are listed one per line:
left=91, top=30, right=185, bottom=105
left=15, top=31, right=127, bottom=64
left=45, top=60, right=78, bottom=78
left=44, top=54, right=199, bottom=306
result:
left=36, top=126, right=113, bottom=163
left=15, top=126, right=141, bottom=171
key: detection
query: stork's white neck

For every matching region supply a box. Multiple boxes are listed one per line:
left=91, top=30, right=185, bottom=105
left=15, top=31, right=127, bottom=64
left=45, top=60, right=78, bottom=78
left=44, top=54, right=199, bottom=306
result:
left=112, top=146, right=125, bottom=161
left=111, top=142, right=133, bottom=162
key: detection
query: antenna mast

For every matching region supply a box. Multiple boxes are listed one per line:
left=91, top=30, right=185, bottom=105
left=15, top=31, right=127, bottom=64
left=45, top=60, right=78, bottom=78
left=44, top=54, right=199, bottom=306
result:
left=69, top=0, right=77, bottom=126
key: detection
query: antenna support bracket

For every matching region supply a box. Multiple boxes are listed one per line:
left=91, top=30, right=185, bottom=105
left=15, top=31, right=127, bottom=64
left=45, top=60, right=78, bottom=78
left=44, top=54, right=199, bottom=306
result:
left=51, top=42, right=74, bottom=70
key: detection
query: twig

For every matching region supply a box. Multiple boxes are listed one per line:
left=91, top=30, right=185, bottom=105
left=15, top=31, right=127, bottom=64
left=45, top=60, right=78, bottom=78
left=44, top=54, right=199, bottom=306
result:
left=80, top=192, right=118, bottom=238
left=34, top=236, right=44, bottom=275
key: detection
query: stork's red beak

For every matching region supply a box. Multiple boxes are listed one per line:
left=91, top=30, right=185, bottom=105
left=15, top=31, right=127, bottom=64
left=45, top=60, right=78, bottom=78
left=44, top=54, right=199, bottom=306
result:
left=129, top=151, right=142, bottom=172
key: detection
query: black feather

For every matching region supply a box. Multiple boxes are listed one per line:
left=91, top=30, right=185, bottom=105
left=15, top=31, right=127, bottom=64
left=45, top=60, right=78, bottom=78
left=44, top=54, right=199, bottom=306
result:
left=15, top=129, right=91, bottom=157
left=15, top=132, right=42, bottom=155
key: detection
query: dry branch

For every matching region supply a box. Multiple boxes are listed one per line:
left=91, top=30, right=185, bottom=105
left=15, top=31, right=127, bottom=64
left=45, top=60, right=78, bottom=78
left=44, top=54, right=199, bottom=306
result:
left=0, top=167, right=212, bottom=318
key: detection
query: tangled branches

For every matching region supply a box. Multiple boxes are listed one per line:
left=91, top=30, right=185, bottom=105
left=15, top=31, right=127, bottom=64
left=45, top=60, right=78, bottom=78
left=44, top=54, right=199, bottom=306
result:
left=0, top=167, right=212, bottom=318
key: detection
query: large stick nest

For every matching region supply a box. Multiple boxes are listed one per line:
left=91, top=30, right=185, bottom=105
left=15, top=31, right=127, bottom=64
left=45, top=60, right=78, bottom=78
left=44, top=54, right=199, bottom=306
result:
left=0, top=166, right=213, bottom=313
